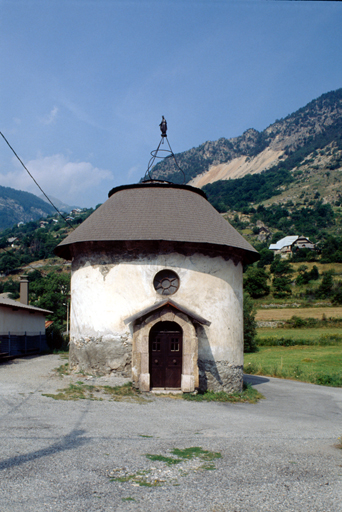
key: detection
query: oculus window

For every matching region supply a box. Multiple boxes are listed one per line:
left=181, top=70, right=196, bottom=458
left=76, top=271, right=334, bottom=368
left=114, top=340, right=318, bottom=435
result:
left=153, top=270, right=180, bottom=296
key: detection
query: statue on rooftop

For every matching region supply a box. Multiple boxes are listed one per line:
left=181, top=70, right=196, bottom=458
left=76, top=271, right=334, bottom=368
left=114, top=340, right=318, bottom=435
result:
left=159, top=116, right=167, bottom=137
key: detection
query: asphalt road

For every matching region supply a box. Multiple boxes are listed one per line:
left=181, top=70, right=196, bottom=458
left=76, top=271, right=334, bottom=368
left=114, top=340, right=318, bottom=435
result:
left=1, top=354, right=341, bottom=512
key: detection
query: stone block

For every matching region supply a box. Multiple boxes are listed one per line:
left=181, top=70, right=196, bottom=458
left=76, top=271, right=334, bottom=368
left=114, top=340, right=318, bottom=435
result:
left=181, top=374, right=195, bottom=393
left=139, top=373, right=150, bottom=392
left=182, top=354, right=192, bottom=375
left=136, top=335, right=148, bottom=354
left=160, top=311, right=175, bottom=322
left=140, top=352, right=149, bottom=374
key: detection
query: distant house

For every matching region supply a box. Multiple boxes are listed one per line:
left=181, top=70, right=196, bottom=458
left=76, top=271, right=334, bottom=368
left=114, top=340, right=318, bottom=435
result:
left=269, top=236, right=316, bottom=257
left=7, top=237, right=18, bottom=247
left=0, top=277, right=52, bottom=358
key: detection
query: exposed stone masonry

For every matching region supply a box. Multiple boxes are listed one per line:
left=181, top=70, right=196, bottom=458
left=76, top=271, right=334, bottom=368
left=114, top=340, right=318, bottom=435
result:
left=69, top=334, right=132, bottom=377
left=198, top=359, right=243, bottom=393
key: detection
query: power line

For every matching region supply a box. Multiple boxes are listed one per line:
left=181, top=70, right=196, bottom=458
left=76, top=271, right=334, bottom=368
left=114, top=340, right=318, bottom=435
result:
left=0, top=244, right=48, bottom=277
left=0, top=131, right=75, bottom=230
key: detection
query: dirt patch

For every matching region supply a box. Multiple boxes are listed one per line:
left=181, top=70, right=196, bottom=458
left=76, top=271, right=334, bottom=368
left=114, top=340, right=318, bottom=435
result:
left=256, top=307, right=342, bottom=321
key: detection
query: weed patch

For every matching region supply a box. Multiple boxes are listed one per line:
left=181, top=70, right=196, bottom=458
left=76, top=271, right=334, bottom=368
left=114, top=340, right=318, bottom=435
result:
left=54, top=362, right=70, bottom=376
left=171, top=447, right=221, bottom=461
left=110, top=470, right=163, bottom=487
left=182, top=382, right=264, bottom=403
left=42, top=382, right=98, bottom=400
left=43, top=382, right=150, bottom=402
left=101, top=382, right=146, bottom=402
left=145, top=454, right=182, bottom=466
left=145, top=446, right=221, bottom=468
left=109, top=446, right=223, bottom=488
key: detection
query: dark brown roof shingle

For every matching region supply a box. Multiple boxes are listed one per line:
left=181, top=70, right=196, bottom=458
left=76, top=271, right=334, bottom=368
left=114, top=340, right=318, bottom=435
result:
left=55, top=182, right=258, bottom=262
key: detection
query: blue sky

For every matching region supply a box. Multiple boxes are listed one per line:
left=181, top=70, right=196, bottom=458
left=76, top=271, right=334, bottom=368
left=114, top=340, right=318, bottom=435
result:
left=1, top=0, right=342, bottom=208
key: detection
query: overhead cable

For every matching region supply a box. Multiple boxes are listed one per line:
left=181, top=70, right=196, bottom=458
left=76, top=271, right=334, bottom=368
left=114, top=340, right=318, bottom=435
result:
left=0, top=131, right=75, bottom=230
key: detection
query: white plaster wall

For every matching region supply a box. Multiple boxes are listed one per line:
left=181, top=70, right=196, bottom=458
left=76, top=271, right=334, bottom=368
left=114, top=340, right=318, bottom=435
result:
left=0, top=307, right=46, bottom=333
left=70, top=251, right=243, bottom=365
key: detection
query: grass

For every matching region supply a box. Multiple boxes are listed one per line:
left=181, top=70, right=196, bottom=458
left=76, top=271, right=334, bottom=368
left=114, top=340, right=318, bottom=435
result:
left=110, top=470, right=162, bottom=487
left=258, top=327, right=342, bottom=341
left=244, top=345, right=342, bottom=386
left=145, top=454, right=182, bottom=466
left=43, top=382, right=149, bottom=402
left=171, top=447, right=221, bottom=461
left=101, top=382, right=147, bottom=402
left=257, top=329, right=342, bottom=347
left=42, top=382, right=98, bottom=400
left=109, top=447, right=223, bottom=487
left=54, top=362, right=70, bottom=376
left=47, top=370, right=263, bottom=403
left=182, top=382, right=264, bottom=403
left=145, top=447, right=222, bottom=469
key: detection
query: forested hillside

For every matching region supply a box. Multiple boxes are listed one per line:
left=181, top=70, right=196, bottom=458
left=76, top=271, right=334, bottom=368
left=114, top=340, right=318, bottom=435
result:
left=0, top=185, right=55, bottom=230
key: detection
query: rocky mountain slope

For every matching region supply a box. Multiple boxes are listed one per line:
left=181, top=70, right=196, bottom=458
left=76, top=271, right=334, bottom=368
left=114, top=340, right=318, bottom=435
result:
left=0, top=186, right=54, bottom=230
left=150, top=88, right=342, bottom=195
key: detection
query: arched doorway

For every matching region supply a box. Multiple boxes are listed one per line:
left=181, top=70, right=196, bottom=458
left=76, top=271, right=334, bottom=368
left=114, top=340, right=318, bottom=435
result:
left=149, top=321, right=183, bottom=389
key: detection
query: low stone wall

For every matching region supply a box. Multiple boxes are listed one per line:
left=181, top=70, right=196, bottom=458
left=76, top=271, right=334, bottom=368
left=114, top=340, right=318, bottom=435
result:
left=69, top=334, right=132, bottom=376
left=198, top=359, right=243, bottom=393
left=256, top=321, right=285, bottom=328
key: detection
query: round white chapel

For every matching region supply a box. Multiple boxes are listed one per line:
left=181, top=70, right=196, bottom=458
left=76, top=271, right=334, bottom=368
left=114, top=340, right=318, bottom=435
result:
left=55, top=181, right=258, bottom=393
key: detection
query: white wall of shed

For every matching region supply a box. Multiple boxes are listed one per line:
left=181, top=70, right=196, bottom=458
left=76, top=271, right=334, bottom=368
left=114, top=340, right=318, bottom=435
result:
left=0, top=307, right=46, bottom=333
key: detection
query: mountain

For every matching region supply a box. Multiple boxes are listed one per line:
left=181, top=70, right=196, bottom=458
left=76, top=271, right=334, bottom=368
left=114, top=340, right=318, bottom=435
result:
left=150, top=89, right=342, bottom=197
left=38, top=194, right=79, bottom=213
left=0, top=186, right=54, bottom=230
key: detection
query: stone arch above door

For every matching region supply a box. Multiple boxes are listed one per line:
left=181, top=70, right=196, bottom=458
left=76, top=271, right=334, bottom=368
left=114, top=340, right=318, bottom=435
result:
left=131, top=305, right=199, bottom=392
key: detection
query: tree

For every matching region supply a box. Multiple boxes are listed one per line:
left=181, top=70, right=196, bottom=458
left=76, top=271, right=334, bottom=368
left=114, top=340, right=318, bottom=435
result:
left=257, top=248, right=274, bottom=268
left=0, top=252, right=19, bottom=275
left=243, top=292, right=258, bottom=353
left=29, top=271, right=70, bottom=330
left=273, top=275, right=292, bottom=298
left=316, top=271, right=334, bottom=299
left=244, top=267, right=270, bottom=298
left=270, top=255, right=294, bottom=276
left=332, top=281, right=342, bottom=305
left=270, top=255, right=293, bottom=297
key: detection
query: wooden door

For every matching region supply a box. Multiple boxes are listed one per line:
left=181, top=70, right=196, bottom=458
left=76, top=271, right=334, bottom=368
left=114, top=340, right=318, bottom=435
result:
left=149, top=322, right=182, bottom=389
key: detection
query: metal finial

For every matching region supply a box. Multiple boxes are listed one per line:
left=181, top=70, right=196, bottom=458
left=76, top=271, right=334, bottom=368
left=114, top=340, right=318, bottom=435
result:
left=159, top=116, right=167, bottom=137
left=143, top=117, right=185, bottom=184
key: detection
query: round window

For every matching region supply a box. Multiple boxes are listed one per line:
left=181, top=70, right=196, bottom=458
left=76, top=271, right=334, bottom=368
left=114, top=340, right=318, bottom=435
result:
left=153, top=269, right=180, bottom=296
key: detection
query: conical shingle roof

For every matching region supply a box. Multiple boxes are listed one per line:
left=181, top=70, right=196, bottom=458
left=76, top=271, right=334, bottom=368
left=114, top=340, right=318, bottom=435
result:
left=55, top=182, right=258, bottom=263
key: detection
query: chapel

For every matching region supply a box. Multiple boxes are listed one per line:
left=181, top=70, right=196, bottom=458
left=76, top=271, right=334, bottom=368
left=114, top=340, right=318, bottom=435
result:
left=55, top=180, right=258, bottom=393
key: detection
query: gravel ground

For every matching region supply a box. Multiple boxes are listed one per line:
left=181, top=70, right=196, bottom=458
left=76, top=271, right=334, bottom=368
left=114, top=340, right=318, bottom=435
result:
left=1, top=354, right=342, bottom=512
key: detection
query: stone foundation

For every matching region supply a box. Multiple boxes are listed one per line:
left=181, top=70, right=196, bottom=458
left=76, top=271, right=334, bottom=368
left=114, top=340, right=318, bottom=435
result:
left=198, top=359, right=243, bottom=393
left=69, top=334, right=132, bottom=376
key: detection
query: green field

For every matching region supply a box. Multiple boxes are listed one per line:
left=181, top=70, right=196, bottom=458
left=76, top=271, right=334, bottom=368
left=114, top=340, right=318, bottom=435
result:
left=244, top=344, right=342, bottom=386
left=257, top=327, right=342, bottom=341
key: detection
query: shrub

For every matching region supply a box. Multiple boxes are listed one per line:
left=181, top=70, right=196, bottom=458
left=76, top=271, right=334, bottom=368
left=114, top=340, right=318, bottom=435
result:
left=46, top=325, right=69, bottom=351
left=243, top=267, right=270, bottom=298
left=243, top=292, right=258, bottom=353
